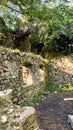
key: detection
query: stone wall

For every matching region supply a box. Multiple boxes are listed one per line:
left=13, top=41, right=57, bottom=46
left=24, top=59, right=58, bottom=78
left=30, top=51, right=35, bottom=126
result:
left=48, top=55, right=73, bottom=87
left=21, top=53, right=46, bottom=103
left=0, top=46, right=46, bottom=104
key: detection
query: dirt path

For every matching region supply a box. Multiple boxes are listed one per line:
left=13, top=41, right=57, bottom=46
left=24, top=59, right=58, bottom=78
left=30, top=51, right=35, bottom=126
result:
left=34, top=92, right=73, bottom=130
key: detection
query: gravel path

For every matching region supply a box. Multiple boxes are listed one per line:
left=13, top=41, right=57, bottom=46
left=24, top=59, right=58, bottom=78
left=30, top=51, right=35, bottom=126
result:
left=34, top=92, right=73, bottom=130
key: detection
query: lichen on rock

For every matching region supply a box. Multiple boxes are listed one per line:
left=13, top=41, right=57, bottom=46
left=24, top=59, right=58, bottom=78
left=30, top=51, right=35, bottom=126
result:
left=0, top=89, right=39, bottom=130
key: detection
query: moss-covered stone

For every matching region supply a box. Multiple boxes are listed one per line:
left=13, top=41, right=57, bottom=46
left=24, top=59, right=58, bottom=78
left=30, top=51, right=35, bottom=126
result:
left=0, top=46, right=47, bottom=104
left=0, top=89, right=39, bottom=130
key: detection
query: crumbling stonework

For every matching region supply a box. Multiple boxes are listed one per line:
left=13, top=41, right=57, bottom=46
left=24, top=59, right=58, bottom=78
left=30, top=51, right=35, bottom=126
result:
left=0, top=46, right=46, bottom=104
left=0, top=89, right=39, bottom=130
left=21, top=53, right=46, bottom=103
left=0, top=46, right=23, bottom=104
left=48, top=55, right=73, bottom=86
left=0, top=46, right=73, bottom=104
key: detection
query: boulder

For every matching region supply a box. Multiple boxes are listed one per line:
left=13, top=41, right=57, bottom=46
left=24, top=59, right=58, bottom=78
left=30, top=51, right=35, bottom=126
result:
left=0, top=89, right=39, bottom=130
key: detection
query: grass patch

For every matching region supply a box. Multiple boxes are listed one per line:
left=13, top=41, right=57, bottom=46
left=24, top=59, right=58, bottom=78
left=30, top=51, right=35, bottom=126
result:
left=45, top=83, right=73, bottom=93
left=24, top=90, right=44, bottom=106
left=23, top=84, right=73, bottom=107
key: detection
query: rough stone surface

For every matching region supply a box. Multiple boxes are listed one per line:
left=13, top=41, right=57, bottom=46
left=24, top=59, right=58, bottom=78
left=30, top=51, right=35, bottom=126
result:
left=68, top=115, right=73, bottom=129
left=0, top=46, right=46, bottom=104
left=0, top=89, right=39, bottom=130
left=0, top=89, right=12, bottom=109
left=48, top=55, right=73, bottom=87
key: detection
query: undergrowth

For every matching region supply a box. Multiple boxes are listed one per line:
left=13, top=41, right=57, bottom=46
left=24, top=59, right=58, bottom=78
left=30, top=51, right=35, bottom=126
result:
left=23, top=84, right=73, bottom=106
left=45, top=83, right=73, bottom=93
left=24, top=90, right=44, bottom=106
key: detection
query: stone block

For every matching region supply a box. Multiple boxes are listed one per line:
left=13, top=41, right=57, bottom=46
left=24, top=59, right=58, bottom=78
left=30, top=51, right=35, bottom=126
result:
left=10, top=107, right=38, bottom=130
left=0, top=89, right=39, bottom=130
left=0, top=89, right=12, bottom=109
left=68, top=115, right=73, bottom=129
left=0, top=106, right=39, bottom=130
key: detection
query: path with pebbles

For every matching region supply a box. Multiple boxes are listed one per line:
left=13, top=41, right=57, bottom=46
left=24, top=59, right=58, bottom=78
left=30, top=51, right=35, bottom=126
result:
left=34, top=92, right=73, bottom=130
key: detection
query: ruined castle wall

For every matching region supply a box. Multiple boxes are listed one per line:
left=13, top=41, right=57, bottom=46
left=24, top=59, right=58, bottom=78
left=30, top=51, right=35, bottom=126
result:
left=48, top=56, right=73, bottom=87
left=0, top=46, right=46, bottom=104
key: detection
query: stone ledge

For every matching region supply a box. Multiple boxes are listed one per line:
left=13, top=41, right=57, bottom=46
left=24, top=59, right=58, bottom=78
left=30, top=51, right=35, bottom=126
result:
left=0, top=89, right=39, bottom=130
left=68, top=115, right=73, bottom=129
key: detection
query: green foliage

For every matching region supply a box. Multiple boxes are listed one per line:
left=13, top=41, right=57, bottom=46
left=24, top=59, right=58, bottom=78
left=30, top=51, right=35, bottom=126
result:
left=24, top=90, right=44, bottom=106
left=0, top=0, right=73, bottom=51
left=23, top=83, right=73, bottom=106
left=45, top=83, right=73, bottom=93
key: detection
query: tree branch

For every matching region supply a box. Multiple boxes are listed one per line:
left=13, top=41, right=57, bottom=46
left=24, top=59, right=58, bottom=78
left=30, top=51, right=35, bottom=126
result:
left=0, top=3, right=23, bottom=14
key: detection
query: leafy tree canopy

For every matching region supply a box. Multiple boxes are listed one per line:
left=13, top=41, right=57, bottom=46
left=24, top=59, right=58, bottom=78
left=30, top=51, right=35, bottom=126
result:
left=0, top=0, right=73, bottom=52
